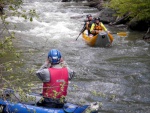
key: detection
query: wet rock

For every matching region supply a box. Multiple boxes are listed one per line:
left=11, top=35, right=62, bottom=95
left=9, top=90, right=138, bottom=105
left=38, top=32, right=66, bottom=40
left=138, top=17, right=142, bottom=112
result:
left=0, top=3, right=4, bottom=14
left=84, top=0, right=104, bottom=10
left=98, top=8, right=117, bottom=24
left=114, top=24, right=127, bottom=28
left=70, top=15, right=84, bottom=19
left=128, top=18, right=150, bottom=31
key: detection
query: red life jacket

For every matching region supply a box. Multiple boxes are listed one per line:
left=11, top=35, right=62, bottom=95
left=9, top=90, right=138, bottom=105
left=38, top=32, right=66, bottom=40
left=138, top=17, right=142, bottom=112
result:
left=42, top=68, right=69, bottom=99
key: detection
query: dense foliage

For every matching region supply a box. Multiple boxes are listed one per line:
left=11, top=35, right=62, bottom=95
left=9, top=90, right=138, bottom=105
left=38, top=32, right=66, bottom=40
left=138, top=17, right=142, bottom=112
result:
left=108, top=0, right=150, bottom=21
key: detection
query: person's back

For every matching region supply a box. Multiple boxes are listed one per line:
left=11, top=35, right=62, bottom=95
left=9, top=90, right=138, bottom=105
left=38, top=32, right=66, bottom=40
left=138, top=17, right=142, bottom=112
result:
left=36, top=49, right=75, bottom=108
left=42, top=67, right=68, bottom=99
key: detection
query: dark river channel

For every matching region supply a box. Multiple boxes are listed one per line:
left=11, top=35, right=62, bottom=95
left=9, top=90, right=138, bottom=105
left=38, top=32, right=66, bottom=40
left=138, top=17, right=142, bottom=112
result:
left=2, top=0, right=150, bottom=113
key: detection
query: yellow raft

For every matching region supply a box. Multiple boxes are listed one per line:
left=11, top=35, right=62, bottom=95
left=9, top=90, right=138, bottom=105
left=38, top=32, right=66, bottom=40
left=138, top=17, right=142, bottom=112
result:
left=82, top=31, right=114, bottom=47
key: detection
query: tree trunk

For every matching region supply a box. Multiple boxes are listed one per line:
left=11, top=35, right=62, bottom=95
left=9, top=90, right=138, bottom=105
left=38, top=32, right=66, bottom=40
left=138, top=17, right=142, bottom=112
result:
left=112, top=13, right=130, bottom=25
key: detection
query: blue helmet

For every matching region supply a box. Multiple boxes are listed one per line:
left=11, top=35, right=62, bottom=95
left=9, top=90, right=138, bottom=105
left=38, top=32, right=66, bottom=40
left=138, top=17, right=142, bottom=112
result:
left=48, top=49, right=61, bottom=64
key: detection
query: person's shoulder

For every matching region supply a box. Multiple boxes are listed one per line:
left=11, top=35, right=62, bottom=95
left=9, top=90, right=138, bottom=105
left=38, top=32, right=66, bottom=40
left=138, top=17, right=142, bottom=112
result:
left=36, top=68, right=49, bottom=73
left=89, top=19, right=95, bottom=23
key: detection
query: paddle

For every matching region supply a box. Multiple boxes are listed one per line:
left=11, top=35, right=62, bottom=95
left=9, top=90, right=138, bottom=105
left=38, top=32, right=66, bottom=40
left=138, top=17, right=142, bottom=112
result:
left=75, top=25, right=86, bottom=41
left=111, top=32, right=127, bottom=37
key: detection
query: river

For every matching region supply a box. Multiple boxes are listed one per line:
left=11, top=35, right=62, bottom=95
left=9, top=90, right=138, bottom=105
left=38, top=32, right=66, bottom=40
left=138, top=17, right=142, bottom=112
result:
left=3, top=0, right=150, bottom=113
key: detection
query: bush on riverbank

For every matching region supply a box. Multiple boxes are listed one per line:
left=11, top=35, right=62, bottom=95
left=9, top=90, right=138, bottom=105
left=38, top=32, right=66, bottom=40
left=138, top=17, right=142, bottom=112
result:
left=0, top=0, right=38, bottom=102
left=108, top=0, right=150, bottom=31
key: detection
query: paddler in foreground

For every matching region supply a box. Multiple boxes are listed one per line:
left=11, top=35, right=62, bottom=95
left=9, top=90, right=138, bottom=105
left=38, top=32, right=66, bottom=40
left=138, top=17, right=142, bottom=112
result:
left=36, top=49, right=75, bottom=108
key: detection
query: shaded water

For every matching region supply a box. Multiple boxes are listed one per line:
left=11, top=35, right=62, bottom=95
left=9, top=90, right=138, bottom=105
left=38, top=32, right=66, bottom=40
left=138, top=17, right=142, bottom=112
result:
left=3, top=0, right=150, bottom=113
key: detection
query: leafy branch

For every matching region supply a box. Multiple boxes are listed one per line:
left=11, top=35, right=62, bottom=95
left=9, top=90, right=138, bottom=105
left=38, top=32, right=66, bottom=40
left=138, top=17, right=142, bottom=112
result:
left=108, top=0, right=150, bottom=21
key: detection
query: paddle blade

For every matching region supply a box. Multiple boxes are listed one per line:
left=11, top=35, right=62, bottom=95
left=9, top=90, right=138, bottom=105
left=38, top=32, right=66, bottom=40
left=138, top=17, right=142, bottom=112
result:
left=117, top=32, right=127, bottom=37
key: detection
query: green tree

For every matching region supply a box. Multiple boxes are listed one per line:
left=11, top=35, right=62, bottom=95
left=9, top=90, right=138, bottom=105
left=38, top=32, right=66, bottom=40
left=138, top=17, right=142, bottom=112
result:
left=108, top=0, right=150, bottom=21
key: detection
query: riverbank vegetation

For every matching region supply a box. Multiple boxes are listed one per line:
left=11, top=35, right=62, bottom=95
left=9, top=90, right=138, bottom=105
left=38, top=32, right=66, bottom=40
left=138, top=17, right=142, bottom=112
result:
left=0, top=0, right=38, bottom=102
left=108, top=0, right=150, bottom=30
left=108, top=0, right=150, bottom=21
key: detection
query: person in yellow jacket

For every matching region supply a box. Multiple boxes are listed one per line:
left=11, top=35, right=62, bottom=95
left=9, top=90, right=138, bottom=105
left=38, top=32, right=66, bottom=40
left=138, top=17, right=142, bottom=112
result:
left=90, top=17, right=113, bottom=43
left=90, top=17, right=107, bottom=35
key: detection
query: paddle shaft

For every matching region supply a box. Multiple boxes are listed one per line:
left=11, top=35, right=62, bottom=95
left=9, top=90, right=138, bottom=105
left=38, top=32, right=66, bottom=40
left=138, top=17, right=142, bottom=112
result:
left=76, top=25, right=86, bottom=40
left=75, top=33, right=81, bottom=40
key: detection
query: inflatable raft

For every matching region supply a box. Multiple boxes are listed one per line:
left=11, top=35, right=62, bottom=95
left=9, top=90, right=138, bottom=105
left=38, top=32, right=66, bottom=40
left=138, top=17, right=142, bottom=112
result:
left=82, top=31, right=114, bottom=47
left=0, top=90, right=99, bottom=113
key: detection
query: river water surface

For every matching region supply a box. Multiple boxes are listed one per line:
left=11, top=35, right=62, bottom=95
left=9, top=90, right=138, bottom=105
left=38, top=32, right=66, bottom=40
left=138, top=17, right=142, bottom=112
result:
left=4, top=0, right=150, bottom=113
